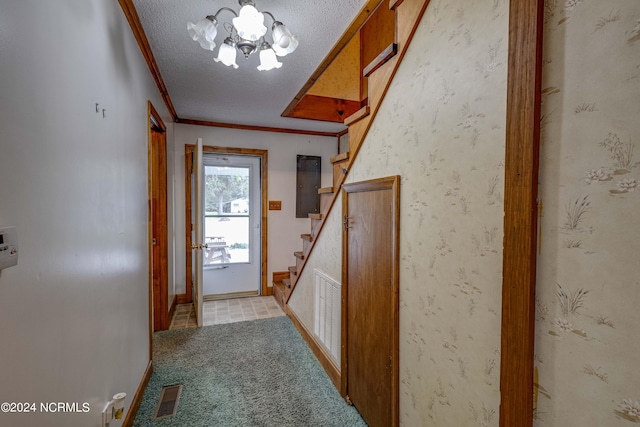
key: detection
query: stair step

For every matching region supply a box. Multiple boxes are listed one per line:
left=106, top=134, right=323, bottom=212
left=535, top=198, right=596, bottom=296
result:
left=318, top=187, right=334, bottom=194
left=294, top=251, right=305, bottom=261
left=288, top=266, right=297, bottom=276
left=301, top=233, right=314, bottom=242
left=330, top=152, right=349, bottom=164
left=344, top=105, right=370, bottom=126
left=272, top=280, right=286, bottom=310
left=283, top=278, right=291, bottom=288
left=309, top=213, right=323, bottom=220
left=363, top=43, right=398, bottom=77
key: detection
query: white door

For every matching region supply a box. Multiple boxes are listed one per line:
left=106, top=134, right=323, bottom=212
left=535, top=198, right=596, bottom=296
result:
left=193, top=138, right=204, bottom=326
left=201, top=153, right=261, bottom=297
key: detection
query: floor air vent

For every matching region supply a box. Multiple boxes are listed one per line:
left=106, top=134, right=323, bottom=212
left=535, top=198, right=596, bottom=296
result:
left=153, top=384, right=182, bottom=419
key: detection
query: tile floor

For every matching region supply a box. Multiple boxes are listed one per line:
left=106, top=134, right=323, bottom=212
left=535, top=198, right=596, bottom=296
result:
left=169, top=296, right=285, bottom=330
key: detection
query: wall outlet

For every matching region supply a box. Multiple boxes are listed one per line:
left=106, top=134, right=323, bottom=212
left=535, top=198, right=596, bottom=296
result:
left=268, top=200, right=282, bottom=210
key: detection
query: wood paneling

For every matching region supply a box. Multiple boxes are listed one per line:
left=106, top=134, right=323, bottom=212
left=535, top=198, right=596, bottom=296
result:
left=283, top=0, right=384, bottom=117
left=500, top=0, right=544, bottom=425
left=359, top=3, right=396, bottom=102
left=307, top=33, right=362, bottom=101
left=286, top=95, right=361, bottom=123
left=360, top=3, right=396, bottom=72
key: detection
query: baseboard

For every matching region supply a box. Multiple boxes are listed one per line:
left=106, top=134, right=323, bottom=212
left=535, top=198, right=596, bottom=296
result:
left=287, top=307, right=341, bottom=391
left=203, top=290, right=258, bottom=301
left=123, top=360, right=153, bottom=427
left=168, top=295, right=177, bottom=324
left=176, top=293, right=189, bottom=304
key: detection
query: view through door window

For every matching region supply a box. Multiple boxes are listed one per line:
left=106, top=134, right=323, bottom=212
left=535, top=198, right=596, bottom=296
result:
left=204, top=165, right=250, bottom=266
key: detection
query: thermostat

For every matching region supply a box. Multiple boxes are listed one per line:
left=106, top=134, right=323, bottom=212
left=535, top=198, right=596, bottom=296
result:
left=0, top=227, right=18, bottom=270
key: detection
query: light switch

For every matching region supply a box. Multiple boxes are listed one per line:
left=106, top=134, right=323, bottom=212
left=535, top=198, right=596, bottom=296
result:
left=0, top=226, right=18, bottom=270
left=269, top=200, right=282, bottom=210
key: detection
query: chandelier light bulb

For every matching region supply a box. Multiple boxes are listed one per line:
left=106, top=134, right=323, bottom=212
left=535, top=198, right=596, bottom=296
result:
left=214, top=38, right=239, bottom=69
left=257, top=42, right=282, bottom=71
left=232, top=5, right=267, bottom=42
left=187, top=18, right=217, bottom=51
left=272, top=33, right=298, bottom=57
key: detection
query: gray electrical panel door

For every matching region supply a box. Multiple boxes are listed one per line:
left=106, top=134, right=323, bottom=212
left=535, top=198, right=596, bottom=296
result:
left=296, top=155, right=321, bottom=218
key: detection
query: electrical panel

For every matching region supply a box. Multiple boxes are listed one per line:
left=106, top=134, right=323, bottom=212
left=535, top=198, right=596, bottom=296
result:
left=0, top=227, right=18, bottom=270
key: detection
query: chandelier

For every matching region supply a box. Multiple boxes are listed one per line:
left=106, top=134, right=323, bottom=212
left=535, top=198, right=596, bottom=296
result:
left=187, top=0, right=299, bottom=71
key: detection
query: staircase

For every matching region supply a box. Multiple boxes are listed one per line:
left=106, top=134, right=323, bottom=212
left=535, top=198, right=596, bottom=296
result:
left=272, top=0, right=431, bottom=313
left=272, top=152, right=348, bottom=310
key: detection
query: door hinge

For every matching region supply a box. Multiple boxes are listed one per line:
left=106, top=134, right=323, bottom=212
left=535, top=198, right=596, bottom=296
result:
left=343, top=215, right=352, bottom=231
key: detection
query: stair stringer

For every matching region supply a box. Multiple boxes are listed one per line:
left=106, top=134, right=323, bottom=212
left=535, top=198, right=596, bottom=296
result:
left=285, top=0, right=432, bottom=304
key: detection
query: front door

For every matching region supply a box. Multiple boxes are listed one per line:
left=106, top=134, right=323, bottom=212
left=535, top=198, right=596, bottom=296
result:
left=341, top=176, right=400, bottom=427
left=201, top=153, right=261, bottom=298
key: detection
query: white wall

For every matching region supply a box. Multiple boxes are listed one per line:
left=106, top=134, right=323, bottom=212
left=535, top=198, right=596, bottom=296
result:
left=173, top=124, right=336, bottom=296
left=0, top=1, right=173, bottom=426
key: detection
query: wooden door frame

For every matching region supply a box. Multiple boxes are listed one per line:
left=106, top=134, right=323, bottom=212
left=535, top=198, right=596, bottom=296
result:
left=147, top=101, right=170, bottom=355
left=184, top=145, right=269, bottom=301
left=341, top=175, right=400, bottom=427
left=500, top=0, right=543, bottom=425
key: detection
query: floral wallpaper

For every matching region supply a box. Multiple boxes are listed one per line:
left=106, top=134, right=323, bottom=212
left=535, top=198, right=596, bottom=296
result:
left=535, top=1, right=640, bottom=425
left=289, top=0, right=508, bottom=425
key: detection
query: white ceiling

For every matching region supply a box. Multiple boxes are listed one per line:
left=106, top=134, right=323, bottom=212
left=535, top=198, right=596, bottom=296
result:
left=132, top=0, right=369, bottom=133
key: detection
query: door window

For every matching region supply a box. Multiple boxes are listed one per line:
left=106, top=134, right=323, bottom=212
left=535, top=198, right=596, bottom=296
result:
left=203, top=164, right=250, bottom=266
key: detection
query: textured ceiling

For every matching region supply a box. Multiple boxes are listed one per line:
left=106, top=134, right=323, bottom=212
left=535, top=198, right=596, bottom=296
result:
left=132, top=0, right=369, bottom=133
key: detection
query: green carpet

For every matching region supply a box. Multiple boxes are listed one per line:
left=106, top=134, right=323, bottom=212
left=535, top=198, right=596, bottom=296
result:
left=133, top=316, right=366, bottom=426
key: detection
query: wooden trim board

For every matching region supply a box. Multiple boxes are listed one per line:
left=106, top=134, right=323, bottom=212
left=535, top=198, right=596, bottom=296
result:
left=178, top=118, right=340, bottom=138
left=499, top=0, right=544, bottom=425
left=287, top=309, right=341, bottom=391
left=118, top=0, right=177, bottom=121
left=122, top=361, right=153, bottom=427
left=363, top=43, right=398, bottom=77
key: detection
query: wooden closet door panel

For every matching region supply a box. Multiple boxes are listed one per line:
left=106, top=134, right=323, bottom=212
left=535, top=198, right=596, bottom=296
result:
left=342, top=176, right=399, bottom=427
